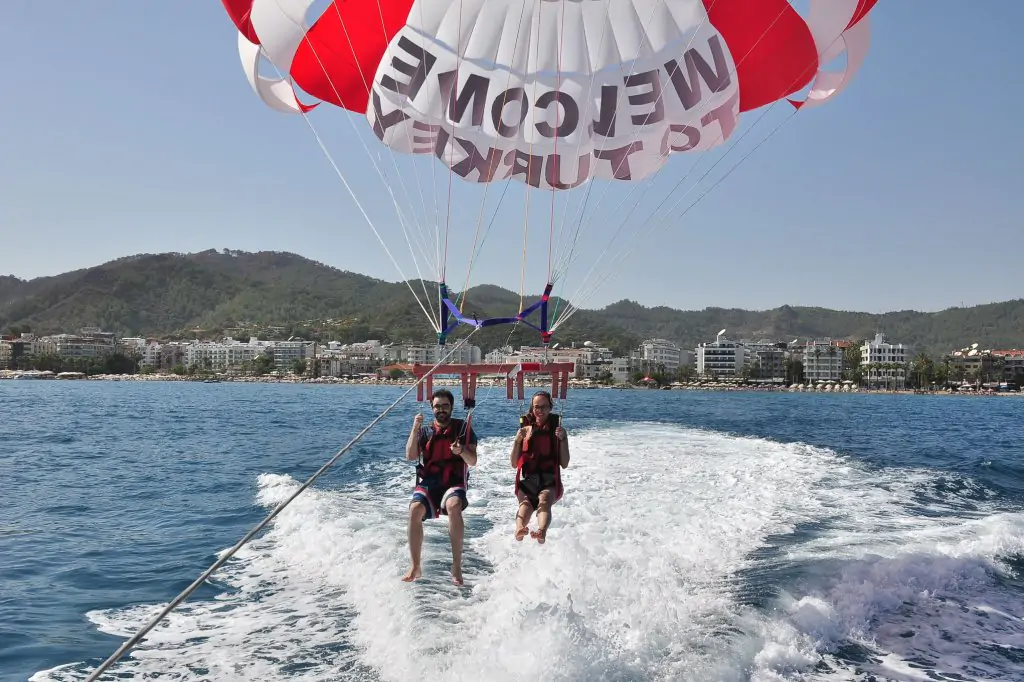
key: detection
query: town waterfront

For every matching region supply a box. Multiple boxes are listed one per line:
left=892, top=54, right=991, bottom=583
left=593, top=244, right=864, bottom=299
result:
left=4, top=368, right=1022, bottom=401
left=4, top=380, right=1024, bottom=681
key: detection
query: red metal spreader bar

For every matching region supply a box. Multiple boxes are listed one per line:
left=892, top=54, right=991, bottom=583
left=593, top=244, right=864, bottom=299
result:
left=411, top=362, right=574, bottom=406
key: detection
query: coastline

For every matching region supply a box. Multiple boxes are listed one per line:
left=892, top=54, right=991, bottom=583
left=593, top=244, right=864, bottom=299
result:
left=1, top=369, right=1018, bottom=397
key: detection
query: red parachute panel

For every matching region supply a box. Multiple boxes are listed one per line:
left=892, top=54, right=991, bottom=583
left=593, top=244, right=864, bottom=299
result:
left=228, top=0, right=874, bottom=116
left=847, top=0, right=879, bottom=31
left=701, top=0, right=819, bottom=112
left=222, top=0, right=260, bottom=44
left=294, top=0, right=414, bottom=112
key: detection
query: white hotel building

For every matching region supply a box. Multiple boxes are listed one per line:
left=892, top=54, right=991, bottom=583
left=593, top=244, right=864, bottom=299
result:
left=185, top=338, right=274, bottom=371
left=696, top=332, right=746, bottom=377
left=860, top=332, right=909, bottom=388
left=635, top=338, right=689, bottom=372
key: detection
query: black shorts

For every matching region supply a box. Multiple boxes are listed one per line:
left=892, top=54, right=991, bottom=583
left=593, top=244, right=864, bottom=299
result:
left=518, top=472, right=557, bottom=509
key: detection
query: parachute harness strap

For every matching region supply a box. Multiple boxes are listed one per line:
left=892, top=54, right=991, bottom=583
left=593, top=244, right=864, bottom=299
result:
left=83, top=332, right=479, bottom=682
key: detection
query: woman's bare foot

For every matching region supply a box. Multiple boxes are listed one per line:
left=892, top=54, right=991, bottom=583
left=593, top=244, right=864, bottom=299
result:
left=515, top=525, right=530, bottom=541
left=401, top=566, right=422, bottom=582
left=530, top=528, right=547, bottom=544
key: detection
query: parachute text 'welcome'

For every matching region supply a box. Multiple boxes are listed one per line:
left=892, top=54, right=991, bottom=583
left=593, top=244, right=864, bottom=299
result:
left=369, top=29, right=740, bottom=190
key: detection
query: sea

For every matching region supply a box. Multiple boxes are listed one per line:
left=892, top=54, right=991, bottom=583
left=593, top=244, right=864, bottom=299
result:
left=2, top=380, right=1024, bottom=682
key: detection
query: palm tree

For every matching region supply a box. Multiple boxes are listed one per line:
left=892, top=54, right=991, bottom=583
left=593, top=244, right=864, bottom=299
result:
left=885, top=362, right=897, bottom=390
left=843, top=344, right=863, bottom=384
left=912, top=353, right=932, bottom=390
left=992, top=356, right=1006, bottom=385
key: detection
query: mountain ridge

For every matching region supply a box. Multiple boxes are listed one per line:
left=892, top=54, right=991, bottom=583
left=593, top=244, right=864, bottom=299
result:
left=2, top=249, right=1022, bottom=358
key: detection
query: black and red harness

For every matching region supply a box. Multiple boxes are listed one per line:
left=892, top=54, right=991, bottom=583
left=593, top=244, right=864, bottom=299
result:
left=416, top=417, right=471, bottom=489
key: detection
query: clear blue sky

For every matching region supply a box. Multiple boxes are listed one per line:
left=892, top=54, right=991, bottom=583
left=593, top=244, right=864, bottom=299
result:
left=2, top=2, right=1022, bottom=318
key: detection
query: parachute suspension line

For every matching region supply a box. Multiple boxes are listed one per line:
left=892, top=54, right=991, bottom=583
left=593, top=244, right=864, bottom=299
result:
left=554, top=20, right=829, bottom=331
left=550, top=0, right=675, bottom=274
left=455, top=177, right=499, bottom=313
left=551, top=0, right=675, bottom=276
left=440, top=0, right=467, bottom=284
left=546, top=0, right=677, bottom=321
left=325, top=5, right=439, bottom=294
left=293, top=107, right=440, bottom=333
left=410, top=0, right=443, bottom=290
left=553, top=121, right=766, bottom=329
left=547, top=0, right=569, bottom=285
left=454, top=175, right=515, bottom=313
left=455, top=1, right=532, bottom=314
left=552, top=0, right=794, bottom=329
left=327, top=2, right=442, bottom=299
left=81, top=331, right=480, bottom=682
left=369, top=0, right=435, bottom=255
left=518, top=187, right=532, bottom=317
left=531, top=0, right=570, bottom=348
left=428, top=2, right=555, bottom=347
left=518, top=0, right=544, bottom=316
left=555, top=104, right=799, bottom=330
left=550, top=0, right=704, bottom=284
left=403, top=0, right=443, bottom=268
left=504, top=320, right=522, bottom=352
left=366, top=142, right=442, bottom=293
left=327, top=2, right=436, bottom=272
left=295, top=25, right=441, bottom=328
left=553, top=146, right=697, bottom=324
left=544, top=6, right=612, bottom=326
left=517, top=202, right=532, bottom=316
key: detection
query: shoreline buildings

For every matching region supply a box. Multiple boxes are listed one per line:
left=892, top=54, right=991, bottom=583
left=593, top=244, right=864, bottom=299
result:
left=2, top=327, right=1022, bottom=389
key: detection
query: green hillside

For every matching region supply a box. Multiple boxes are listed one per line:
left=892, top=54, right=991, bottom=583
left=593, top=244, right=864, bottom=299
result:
left=2, top=249, right=1022, bottom=357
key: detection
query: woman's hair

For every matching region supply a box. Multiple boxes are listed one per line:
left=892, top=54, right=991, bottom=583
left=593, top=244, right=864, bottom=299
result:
left=530, top=390, right=553, bottom=408
left=520, top=391, right=555, bottom=426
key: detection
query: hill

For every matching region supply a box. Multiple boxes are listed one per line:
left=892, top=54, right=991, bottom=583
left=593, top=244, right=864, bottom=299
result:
left=2, top=249, right=1023, bottom=357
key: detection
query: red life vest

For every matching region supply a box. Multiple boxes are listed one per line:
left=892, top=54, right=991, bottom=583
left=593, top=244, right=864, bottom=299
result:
left=515, top=414, right=564, bottom=502
left=418, top=418, right=469, bottom=487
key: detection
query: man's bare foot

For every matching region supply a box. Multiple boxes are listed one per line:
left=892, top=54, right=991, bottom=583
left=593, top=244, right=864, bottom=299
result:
left=530, top=528, right=547, bottom=544
left=515, top=525, right=529, bottom=541
left=401, top=566, right=422, bottom=582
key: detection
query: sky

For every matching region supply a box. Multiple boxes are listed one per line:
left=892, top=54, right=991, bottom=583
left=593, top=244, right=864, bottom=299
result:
left=2, top=1, right=1022, bottom=320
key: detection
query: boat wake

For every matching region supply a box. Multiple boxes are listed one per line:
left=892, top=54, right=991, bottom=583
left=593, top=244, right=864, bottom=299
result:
left=33, top=423, right=1024, bottom=681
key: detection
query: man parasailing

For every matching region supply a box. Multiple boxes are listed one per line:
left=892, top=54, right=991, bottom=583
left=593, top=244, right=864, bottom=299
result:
left=404, top=389, right=478, bottom=586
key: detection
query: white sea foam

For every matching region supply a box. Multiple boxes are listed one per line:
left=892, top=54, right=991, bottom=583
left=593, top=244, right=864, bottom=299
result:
left=33, top=423, right=1024, bottom=682
left=752, top=511, right=1024, bottom=682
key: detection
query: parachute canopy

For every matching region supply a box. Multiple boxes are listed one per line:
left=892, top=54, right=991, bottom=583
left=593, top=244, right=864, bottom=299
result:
left=222, top=0, right=878, bottom=190
left=218, top=1, right=880, bottom=349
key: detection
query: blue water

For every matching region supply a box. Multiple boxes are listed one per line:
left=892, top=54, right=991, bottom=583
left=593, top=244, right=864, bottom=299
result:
left=3, top=381, right=1024, bottom=681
